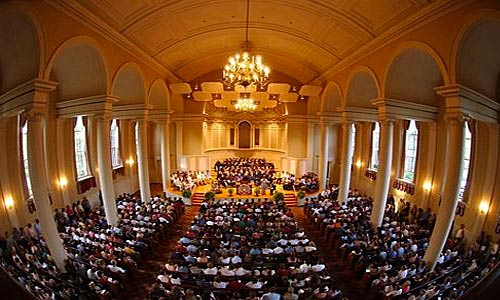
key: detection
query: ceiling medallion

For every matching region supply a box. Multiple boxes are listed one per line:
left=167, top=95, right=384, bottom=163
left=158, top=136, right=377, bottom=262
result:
left=222, top=0, right=270, bottom=89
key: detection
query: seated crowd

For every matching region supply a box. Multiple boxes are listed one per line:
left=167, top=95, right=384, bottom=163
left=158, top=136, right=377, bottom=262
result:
left=0, top=194, right=185, bottom=299
left=304, top=189, right=499, bottom=300
left=171, top=170, right=211, bottom=191
left=147, top=198, right=347, bottom=300
left=215, top=158, right=276, bottom=188
left=279, top=172, right=319, bottom=193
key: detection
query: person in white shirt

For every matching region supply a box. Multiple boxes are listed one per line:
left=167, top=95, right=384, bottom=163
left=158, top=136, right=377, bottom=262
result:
left=235, top=266, right=250, bottom=276
left=213, top=278, right=228, bottom=289
left=231, top=255, right=242, bottom=264
left=220, top=266, right=235, bottom=277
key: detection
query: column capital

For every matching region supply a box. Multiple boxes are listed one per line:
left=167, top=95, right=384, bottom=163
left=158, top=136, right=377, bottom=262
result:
left=94, top=114, right=112, bottom=122
left=443, top=112, right=469, bottom=126
left=25, top=109, right=46, bottom=122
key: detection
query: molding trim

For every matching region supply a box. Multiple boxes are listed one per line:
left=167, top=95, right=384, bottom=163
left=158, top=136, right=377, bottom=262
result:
left=371, top=98, right=439, bottom=122
left=46, top=0, right=180, bottom=83
left=337, top=106, right=378, bottom=122
left=56, top=94, right=118, bottom=118
left=312, top=0, right=475, bottom=83
left=435, top=84, right=500, bottom=123
left=0, top=79, right=58, bottom=117
left=113, top=104, right=152, bottom=119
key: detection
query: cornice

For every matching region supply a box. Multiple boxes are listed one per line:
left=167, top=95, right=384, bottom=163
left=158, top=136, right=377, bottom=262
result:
left=0, top=79, right=58, bottom=117
left=371, top=98, right=439, bottom=122
left=435, top=84, right=500, bottom=123
left=113, top=104, right=153, bottom=120
left=311, top=0, right=476, bottom=83
left=56, top=94, right=118, bottom=118
left=337, top=106, right=378, bottom=122
left=45, top=0, right=180, bottom=83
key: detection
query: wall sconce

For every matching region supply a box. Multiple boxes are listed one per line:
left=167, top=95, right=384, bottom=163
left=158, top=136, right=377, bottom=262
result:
left=4, top=196, right=14, bottom=209
left=58, top=176, right=68, bottom=189
left=479, top=201, right=490, bottom=214
left=126, top=158, right=135, bottom=166
left=423, top=181, right=432, bottom=192
left=355, top=160, right=362, bottom=168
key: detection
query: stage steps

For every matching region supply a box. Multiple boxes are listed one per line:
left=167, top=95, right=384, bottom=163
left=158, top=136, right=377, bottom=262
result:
left=284, top=193, right=297, bottom=207
left=191, top=192, right=205, bottom=206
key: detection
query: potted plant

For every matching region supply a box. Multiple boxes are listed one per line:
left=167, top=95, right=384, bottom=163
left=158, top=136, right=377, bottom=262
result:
left=182, top=189, right=192, bottom=205
left=297, top=190, right=306, bottom=206
left=273, top=191, right=284, bottom=204
left=204, top=191, right=216, bottom=201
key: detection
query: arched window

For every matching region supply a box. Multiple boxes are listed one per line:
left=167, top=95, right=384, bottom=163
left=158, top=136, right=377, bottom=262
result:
left=110, top=119, right=122, bottom=168
left=350, top=123, right=356, bottom=164
left=403, top=120, right=418, bottom=181
left=21, top=122, right=33, bottom=198
left=74, top=116, right=91, bottom=180
left=458, top=122, right=472, bottom=201
left=370, top=122, right=380, bottom=169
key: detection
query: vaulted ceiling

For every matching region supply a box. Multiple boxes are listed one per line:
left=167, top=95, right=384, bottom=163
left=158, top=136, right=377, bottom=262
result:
left=70, top=0, right=435, bottom=84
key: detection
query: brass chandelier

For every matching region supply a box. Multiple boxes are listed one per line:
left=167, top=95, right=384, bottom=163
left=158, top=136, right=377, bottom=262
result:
left=222, top=0, right=270, bottom=89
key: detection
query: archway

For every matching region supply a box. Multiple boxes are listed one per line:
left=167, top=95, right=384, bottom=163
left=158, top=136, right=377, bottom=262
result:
left=0, top=11, right=40, bottom=94
left=112, top=63, right=146, bottom=105
left=47, top=38, right=108, bottom=101
left=385, top=46, right=446, bottom=106
left=238, top=121, right=251, bottom=149
left=344, top=67, right=380, bottom=108
left=455, top=18, right=500, bottom=102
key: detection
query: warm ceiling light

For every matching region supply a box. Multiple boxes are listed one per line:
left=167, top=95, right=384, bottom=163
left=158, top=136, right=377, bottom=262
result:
left=222, top=0, right=270, bottom=88
left=234, top=97, right=256, bottom=112
left=126, top=158, right=135, bottom=166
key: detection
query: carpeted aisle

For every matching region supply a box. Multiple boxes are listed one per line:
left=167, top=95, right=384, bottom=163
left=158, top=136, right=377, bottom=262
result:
left=291, top=207, right=369, bottom=300
left=119, top=205, right=198, bottom=300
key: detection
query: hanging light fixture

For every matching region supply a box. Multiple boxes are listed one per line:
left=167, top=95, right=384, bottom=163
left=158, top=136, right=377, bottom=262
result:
left=234, top=93, right=256, bottom=112
left=222, top=0, right=270, bottom=88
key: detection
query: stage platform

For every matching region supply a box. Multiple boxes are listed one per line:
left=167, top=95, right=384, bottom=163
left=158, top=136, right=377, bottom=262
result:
left=167, top=183, right=299, bottom=206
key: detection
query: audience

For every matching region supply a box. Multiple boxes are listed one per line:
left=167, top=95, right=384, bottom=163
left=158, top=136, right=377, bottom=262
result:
left=0, top=194, right=185, bottom=299
left=147, top=198, right=345, bottom=300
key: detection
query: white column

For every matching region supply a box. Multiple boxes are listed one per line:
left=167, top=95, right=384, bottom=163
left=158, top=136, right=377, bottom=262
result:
left=424, top=115, right=466, bottom=270
left=338, top=121, right=355, bottom=202
left=160, top=120, right=171, bottom=193
left=318, top=123, right=329, bottom=190
left=371, top=119, right=394, bottom=227
left=306, top=122, right=315, bottom=171
left=27, top=112, right=68, bottom=270
left=96, top=116, right=119, bottom=226
left=137, top=119, right=151, bottom=202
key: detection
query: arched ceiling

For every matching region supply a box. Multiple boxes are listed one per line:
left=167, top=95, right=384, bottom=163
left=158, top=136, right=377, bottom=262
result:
left=72, top=0, right=436, bottom=84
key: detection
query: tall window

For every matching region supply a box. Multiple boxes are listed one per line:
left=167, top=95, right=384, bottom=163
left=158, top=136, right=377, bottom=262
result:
left=403, top=120, right=419, bottom=181
left=21, top=122, right=33, bottom=198
left=110, top=119, right=122, bottom=168
left=370, top=122, right=380, bottom=169
left=350, top=124, right=356, bottom=163
left=458, top=122, right=472, bottom=201
left=74, top=116, right=91, bottom=180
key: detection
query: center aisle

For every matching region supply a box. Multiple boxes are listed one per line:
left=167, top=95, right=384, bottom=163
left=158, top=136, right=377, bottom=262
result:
left=291, top=207, right=367, bottom=300
left=121, top=206, right=198, bottom=299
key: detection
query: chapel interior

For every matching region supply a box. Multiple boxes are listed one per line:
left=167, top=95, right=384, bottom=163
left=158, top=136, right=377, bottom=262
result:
left=1, top=0, right=500, bottom=299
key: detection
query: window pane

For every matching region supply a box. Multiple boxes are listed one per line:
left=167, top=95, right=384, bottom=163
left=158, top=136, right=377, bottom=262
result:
left=74, top=116, right=91, bottom=180
left=350, top=124, right=356, bottom=163
left=22, top=123, right=33, bottom=198
left=110, top=119, right=122, bottom=168
left=458, top=122, right=472, bottom=201
left=403, top=120, right=418, bottom=181
left=370, top=122, right=380, bottom=169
